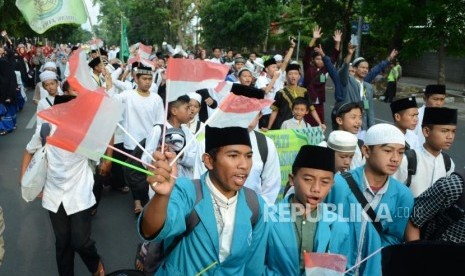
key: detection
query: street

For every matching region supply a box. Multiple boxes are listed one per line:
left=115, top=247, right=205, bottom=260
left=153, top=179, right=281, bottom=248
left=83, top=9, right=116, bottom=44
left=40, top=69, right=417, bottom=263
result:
left=0, top=87, right=464, bottom=275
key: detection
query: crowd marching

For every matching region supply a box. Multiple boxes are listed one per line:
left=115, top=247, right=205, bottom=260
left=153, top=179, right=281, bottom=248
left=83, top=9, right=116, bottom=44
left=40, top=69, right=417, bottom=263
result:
left=1, top=24, right=463, bottom=276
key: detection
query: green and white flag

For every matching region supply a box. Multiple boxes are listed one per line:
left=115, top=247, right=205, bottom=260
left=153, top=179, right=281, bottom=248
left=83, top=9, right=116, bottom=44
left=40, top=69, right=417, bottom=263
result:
left=16, top=0, right=88, bottom=34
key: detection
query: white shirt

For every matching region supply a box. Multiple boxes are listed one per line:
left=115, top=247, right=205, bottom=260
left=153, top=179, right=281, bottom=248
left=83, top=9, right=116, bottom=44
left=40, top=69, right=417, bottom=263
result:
left=205, top=173, right=237, bottom=263
left=209, top=57, right=222, bottom=64
left=26, top=127, right=95, bottom=215
left=351, top=144, right=365, bottom=170
left=194, top=131, right=281, bottom=205
left=405, top=129, right=421, bottom=150
left=413, top=105, right=426, bottom=146
left=36, top=95, right=55, bottom=132
left=280, top=117, right=310, bottom=129
left=393, top=146, right=455, bottom=197
left=142, top=122, right=198, bottom=179
left=108, top=89, right=165, bottom=150
left=183, top=117, right=205, bottom=135
left=255, top=71, right=284, bottom=115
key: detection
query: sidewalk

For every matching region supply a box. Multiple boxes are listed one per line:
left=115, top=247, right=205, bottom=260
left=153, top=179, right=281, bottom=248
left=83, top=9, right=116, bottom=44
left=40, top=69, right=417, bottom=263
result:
left=391, top=76, right=465, bottom=120
left=397, top=76, right=465, bottom=100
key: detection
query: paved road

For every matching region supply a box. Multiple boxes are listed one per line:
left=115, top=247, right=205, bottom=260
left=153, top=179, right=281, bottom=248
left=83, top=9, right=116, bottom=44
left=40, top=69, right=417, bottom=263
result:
left=0, top=86, right=464, bottom=275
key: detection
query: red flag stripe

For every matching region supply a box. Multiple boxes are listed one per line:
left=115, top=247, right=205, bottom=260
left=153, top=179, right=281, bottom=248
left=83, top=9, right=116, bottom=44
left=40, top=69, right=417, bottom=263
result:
left=220, top=94, right=274, bottom=113
left=166, top=58, right=229, bottom=82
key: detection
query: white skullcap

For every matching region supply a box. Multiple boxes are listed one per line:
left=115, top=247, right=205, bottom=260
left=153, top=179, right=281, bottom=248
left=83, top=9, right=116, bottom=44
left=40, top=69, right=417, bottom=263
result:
left=187, top=92, right=202, bottom=104
left=364, top=123, right=405, bottom=146
left=327, top=130, right=358, bottom=153
left=273, top=54, right=283, bottom=62
left=39, top=70, right=57, bottom=82
left=43, top=61, right=57, bottom=69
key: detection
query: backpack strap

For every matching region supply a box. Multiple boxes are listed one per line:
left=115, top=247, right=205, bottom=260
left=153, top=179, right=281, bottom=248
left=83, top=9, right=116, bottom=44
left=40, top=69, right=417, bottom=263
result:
left=45, top=97, right=53, bottom=107
left=254, top=131, right=268, bottom=167
left=39, top=123, right=51, bottom=147
left=442, top=152, right=451, bottom=172
left=195, top=120, right=201, bottom=133
left=404, top=149, right=417, bottom=187
left=341, top=172, right=384, bottom=236
left=243, top=187, right=259, bottom=228
left=184, top=179, right=203, bottom=235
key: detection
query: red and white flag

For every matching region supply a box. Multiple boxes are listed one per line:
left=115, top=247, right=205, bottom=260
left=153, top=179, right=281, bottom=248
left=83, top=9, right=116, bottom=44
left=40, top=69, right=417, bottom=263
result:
left=208, top=93, right=273, bottom=128
left=138, top=43, right=152, bottom=60
left=67, top=48, right=99, bottom=94
left=37, top=90, right=123, bottom=161
left=214, top=81, right=234, bottom=102
left=88, top=38, right=104, bottom=48
left=166, top=58, right=230, bottom=103
left=304, top=252, right=347, bottom=276
left=128, top=42, right=155, bottom=69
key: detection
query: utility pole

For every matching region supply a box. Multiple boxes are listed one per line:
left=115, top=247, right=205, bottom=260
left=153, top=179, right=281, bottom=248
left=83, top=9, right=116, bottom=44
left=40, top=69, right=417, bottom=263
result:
left=295, top=0, right=303, bottom=62
left=355, top=15, right=363, bottom=58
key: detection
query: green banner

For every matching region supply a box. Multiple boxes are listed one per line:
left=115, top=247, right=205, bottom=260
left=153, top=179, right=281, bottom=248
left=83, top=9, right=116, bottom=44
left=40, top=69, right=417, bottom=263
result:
left=121, top=15, right=130, bottom=62
left=16, top=0, right=87, bottom=34
left=262, top=127, right=325, bottom=198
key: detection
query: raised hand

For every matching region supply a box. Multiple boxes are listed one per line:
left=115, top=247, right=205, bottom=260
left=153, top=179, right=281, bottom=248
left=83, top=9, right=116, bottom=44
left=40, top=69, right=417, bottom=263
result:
left=388, top=49, right=398, bottom=61
left=347, top=43, right=356, bottom=55
left=147, top=151, right=178, bottom=195
left=312, top=25, right=322, bottom=39
left=314, top=44, right=325, bottom=57
left=333, top=30, right=342, bottom=42
left=290, top=38, right=296, bottom=48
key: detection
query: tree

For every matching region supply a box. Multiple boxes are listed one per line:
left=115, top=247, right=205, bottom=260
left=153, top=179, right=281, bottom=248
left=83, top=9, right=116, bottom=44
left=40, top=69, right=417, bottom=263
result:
left=363, top=0, right=465, bottom=84
left=95, top=0, right=203, bottom=49
left=198, top=0, right=279, bottom=51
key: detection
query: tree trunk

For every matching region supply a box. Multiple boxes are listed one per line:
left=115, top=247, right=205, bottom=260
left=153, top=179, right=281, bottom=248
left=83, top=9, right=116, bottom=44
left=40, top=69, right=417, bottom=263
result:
left=262, top=28, right=269, bottom=53
left=177, top=26, right=186, bottom=48
left=437, top=34, right=446, bottom=85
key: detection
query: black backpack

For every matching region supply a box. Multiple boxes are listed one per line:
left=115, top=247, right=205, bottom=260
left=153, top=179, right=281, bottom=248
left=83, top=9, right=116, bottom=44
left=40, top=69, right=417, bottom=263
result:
left=138, top=179, right=260, bottom=274
left=254, top=130, right=268, bottom=166
left=404, top=149, right=451, bottom=187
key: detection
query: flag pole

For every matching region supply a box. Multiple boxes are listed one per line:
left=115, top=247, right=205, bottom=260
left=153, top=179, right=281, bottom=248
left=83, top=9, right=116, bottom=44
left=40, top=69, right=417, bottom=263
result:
left=102, top=155, right=154, bottom=176
left=108, top=145, right=155, bottom=169
left=117, top=123, right=156, bottom=162
left=82, top=0, right=104, bottom=65
left=120, top=13, right=125, bottom=64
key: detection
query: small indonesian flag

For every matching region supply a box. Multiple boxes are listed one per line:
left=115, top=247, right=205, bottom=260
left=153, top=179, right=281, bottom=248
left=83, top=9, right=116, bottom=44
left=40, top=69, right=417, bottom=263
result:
left=208, top=93, right=274, bottom=128
left=37, top=90, right=123, bottom=161
left=304, top=252, right=347, bottom=276
left=166, top=58, right=230, bottom=103
left=67, top=48, right=100, bottom=94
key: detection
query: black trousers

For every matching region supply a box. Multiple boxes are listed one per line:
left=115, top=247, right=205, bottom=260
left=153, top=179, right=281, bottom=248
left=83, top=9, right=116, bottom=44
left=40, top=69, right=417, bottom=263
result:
left=49, top=204, right=100, bottom=276
left=384, top=81, right=397, bottom=103
left=109, top=143, right=127, bottom=190
left=123, top=147, right=149, bottom=206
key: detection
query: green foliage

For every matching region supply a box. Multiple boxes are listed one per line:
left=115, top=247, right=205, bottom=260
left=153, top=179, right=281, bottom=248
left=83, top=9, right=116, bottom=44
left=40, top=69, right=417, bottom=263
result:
left=95, top=0, right=200, bottom=49
left=198, top=0, right=280, bottom=50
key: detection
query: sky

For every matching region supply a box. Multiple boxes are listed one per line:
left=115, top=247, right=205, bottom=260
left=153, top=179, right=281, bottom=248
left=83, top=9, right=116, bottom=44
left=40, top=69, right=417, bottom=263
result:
left=81, top=0, right=100, bottom=32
